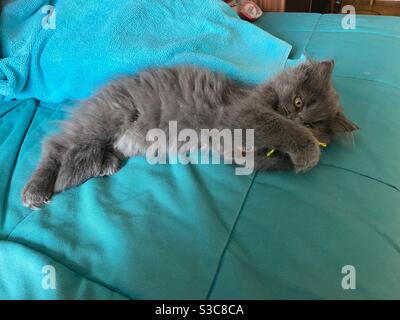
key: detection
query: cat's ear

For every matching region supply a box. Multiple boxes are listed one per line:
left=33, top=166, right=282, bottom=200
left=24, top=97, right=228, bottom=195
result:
left=319, top=60, right=335, bottom=75
left=305, top=60, right=335, bottom=83
left=328, top=112, right=359, bottom=134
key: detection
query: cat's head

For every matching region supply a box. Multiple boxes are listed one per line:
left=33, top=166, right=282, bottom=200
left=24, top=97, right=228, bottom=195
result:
left=269, top=60, right=359, bottom=143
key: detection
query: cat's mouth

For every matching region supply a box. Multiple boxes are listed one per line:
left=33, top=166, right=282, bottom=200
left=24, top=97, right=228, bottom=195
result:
left=264, top=140, right=327, bottom=158
left=238, top=146, right=285, bottom=158
left=242, top=141, right=328, bottom=159
left=238, top=141, right=327, bottom=159
left=260, top=147, right=284, bottom=158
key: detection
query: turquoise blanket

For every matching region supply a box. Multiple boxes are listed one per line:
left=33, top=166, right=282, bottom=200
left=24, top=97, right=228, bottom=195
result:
left=1, top=8, right=400, bottom=299
left=0, top=0, right=291, bottom=102
left=0, top=0, right=293, bottom=299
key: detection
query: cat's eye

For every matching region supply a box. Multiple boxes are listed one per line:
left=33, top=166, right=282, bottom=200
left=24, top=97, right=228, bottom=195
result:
left=305, top=123, right=312, bottom=128
left=293, top=97, right=303, bottom=109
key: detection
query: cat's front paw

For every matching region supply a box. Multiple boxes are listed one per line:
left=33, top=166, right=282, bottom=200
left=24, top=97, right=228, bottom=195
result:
left=289, top=136, right=320, bottom=173
left=21, top=180, right=53, bottom=210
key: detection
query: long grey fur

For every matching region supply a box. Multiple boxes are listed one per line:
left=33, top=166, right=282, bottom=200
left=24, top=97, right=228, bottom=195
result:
left=22, top=61, right=358, bottom=209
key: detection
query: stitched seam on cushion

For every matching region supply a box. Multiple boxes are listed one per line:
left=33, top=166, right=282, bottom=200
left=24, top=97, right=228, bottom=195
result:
left=307, top=29, right=400, bottom=39
left=1, top=238, right=132, bottom=299
left=302, top=14, right=323, bottom=56
left=205, top=172, right=258, bottom=299
left=334, top=75, right=400, bottom=91
left=319, top=162, right=400, bottom=193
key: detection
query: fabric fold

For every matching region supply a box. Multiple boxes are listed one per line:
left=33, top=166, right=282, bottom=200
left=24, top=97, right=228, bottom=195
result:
left=0, top=0, right=292, bottom=103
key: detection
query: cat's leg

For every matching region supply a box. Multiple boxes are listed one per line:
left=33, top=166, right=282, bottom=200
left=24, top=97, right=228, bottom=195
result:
left=22, top=136, right=125, bottom=209
left=243, top=112, right=320, bottom=172
left=54, top=141, right=125, bottom=193
left=22, top=138, right=65, bottom=210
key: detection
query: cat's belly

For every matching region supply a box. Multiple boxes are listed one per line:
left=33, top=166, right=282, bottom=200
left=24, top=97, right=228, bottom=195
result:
left=113, top=127, right=147, bottom=157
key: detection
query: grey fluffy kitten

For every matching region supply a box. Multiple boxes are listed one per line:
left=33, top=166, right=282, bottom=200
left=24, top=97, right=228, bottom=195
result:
left=22, top=60, right=358, bottom=209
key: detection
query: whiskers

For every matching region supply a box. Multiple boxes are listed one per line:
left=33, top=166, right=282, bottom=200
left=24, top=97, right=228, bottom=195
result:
left=337, top=131, right=356, bottom=148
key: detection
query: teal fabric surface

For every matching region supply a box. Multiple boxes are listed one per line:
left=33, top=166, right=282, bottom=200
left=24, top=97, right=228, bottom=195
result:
left=0, top=100, right=255, bottom=299
left=1, top=13, right=400, bottom=299
left=0, top=0, right=291, bottom=102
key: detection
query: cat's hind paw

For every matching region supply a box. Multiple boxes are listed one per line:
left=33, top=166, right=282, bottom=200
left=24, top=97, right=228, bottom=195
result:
left=21, top=181, right=53, bottom=210
left=99, top=151, right=123, bottom=177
